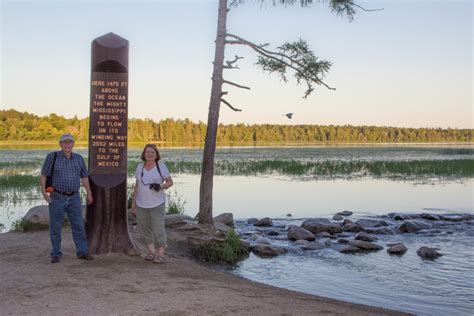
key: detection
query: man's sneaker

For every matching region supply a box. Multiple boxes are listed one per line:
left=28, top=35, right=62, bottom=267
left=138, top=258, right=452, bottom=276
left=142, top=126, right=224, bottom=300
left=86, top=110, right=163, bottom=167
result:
left=51, top=257, right=60, bottom=264
left=77, top=254, right=94, bottom=261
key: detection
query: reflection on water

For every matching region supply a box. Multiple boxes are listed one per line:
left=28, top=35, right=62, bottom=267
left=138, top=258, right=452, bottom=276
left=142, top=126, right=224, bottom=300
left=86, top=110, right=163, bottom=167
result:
left=1, top=175, right=473, bottom=230
left=175, top=175, right=473, bottom=219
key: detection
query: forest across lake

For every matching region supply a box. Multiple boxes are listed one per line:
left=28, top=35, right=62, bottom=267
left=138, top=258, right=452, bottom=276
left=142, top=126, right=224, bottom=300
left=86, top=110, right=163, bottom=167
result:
left=1, top=109, right=472, bottom=143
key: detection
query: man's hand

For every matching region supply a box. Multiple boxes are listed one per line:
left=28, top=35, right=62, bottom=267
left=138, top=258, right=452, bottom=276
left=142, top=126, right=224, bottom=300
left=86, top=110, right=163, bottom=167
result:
left=131, top=205, right=137, bottom=217
left=86, top=192, right=94, bottom=205
left=42, top=192, right=52, bottom=204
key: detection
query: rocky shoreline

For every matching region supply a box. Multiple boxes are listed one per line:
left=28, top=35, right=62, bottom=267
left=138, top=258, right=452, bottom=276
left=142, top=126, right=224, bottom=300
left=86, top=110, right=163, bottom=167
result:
left=233, top=211, right=473, bottom=261
left=22, top=205, right=473, bottom=262
left=0, top=222, right=410, bottom=315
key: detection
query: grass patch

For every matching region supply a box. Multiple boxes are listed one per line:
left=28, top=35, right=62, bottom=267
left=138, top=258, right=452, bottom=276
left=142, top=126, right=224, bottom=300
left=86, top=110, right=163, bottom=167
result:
left=0, top=175, right=39, bottom=188
left=164, top=159, right=474, bottom=179
left=195, top=230, right=249, bottom=265
left=11, top=218, right=49, bottom=232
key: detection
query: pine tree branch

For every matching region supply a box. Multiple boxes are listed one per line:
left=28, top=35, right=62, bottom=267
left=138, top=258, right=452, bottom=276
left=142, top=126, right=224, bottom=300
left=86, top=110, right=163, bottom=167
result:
left=353, top=3, right=384, bottom=12
left=226, top=55, right=244, bottom=67
left=223, top=80, right=251, bottom=90
left=221, top=98, right=242, bottom=112
left=226, top=33, right=335, bottom=91
left=226, top=40, right=247, bottom=45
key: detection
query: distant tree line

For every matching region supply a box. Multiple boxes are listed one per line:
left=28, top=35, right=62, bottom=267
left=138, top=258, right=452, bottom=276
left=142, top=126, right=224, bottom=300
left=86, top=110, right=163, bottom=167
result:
left=0, top=109, right=472, bottom=143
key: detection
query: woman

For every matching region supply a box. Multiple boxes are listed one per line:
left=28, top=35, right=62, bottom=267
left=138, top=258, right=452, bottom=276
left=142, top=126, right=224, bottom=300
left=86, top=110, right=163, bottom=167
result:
left=132, top=144, right=173, bottom=264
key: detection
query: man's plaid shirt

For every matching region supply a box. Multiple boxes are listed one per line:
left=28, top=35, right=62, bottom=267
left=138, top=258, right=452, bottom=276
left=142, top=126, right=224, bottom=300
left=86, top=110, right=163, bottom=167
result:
left=41, top=151, right=89, bottom=193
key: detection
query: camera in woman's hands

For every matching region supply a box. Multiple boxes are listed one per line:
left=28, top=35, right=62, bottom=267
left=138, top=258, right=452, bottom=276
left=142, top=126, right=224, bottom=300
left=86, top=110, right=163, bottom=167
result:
left=149, top=183, right=161, bottom=191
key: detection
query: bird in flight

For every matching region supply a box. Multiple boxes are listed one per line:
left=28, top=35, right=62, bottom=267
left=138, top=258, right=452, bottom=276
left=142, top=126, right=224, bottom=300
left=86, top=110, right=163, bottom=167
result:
left=283, top=113, right=294, bottom=119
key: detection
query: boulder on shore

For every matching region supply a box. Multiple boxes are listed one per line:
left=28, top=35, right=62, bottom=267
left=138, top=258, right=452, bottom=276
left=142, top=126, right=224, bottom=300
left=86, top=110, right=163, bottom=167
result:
left=23, top=205, right=50, bottom=224
left=165, top=214, right=191, bottom=227
left=213, top=213, right=234, bottom=227
left=24, top=205, right=87, bottom=224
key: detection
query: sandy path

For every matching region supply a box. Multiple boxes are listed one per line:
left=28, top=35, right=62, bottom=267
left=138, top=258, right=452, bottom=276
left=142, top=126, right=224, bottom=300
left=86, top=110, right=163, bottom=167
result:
left=0, top=229, right=410, bottom=315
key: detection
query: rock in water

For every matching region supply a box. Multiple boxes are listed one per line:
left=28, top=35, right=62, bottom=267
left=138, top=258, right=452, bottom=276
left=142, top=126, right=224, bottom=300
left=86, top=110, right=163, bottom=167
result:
left=354, top=232, right=378, bottom=242
left=255, top=217, right=273, bottom=227
left=287, top=226, right=315, bottom=241
left=247, top=218, right=258, bottom=225
left=254, top=237, right=272, bottom=245
left=421, top=213, right=440, bottom=221
left=337, top=210, right=353, bottom=217
left=250, top=244, right=288, bottom=257
left=348, top=240, right=384, bottom=251
left=417, top=247, right=443, bottom=260
left=338, top=245, right=361, bottom=254
left=342, top=223, right=365, bottom=233
left=387, top=244, right=408, bottom=255
left=301, top=241, right=326, bottom=251
left=302, top=219, right=342, bottom=235
left=399, top=221, right=432, bottom=233
left=355, top=219, right=388, bottom=228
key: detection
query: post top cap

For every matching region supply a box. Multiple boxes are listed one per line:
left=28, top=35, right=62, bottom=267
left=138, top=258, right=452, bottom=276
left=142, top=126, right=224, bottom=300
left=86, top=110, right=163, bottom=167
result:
left=94, top=32, right=128, bottom=48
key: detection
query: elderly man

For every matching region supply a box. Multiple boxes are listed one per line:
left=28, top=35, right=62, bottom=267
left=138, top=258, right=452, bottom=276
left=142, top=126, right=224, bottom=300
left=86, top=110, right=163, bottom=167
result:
left=40, top=133, right=94, bottom=263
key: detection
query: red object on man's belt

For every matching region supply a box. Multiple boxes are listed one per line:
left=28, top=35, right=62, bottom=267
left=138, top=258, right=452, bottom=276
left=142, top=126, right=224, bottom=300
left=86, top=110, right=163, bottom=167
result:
left=45, top=186, right=54, bottom=193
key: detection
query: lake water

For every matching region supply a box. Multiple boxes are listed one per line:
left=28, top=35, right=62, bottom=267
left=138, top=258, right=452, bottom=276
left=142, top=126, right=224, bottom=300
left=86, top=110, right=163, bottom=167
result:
left=0, top=145, right=473, bottom=315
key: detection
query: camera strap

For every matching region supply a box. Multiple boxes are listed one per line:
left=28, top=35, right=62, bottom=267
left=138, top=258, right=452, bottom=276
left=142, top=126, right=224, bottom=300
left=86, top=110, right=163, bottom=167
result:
left=155, top=160, right=163, bottom=179
left=140, top=160, right=163, bottom=186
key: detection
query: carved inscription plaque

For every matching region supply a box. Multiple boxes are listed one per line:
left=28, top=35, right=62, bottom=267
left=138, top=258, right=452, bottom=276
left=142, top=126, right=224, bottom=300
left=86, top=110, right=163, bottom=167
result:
left=89, top=72, right=128, bottom=175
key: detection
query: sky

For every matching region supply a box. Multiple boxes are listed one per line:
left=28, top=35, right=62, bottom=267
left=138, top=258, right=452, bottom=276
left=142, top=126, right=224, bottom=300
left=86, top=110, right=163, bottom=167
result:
left=0, top=0, right=472, bottom=128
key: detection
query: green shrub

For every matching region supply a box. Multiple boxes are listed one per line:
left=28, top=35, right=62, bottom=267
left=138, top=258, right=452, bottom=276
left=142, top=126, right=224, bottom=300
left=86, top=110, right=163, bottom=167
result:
left=166, top=189, right=186, bottom=215
left=195, top=229, right=249, bottom=265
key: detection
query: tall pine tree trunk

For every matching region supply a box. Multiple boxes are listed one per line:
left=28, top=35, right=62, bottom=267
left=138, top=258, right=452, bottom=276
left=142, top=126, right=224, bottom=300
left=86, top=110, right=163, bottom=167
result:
left=198, top=0, right=228, bottom=224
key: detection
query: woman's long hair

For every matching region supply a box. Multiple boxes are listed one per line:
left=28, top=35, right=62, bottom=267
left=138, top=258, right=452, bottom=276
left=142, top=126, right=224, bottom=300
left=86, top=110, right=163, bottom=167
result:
left=140, top=144, right=161, bottom=161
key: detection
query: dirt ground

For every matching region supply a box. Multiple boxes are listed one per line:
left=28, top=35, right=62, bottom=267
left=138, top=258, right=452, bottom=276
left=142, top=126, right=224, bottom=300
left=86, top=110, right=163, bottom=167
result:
left=0, top=228, right=410, bottom=315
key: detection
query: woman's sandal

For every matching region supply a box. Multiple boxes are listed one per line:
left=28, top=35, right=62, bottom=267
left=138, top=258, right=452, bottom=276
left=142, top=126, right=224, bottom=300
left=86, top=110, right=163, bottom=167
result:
left=143, top=254, right=154, bottom=261
left=153, top=256, right=165, bottom=264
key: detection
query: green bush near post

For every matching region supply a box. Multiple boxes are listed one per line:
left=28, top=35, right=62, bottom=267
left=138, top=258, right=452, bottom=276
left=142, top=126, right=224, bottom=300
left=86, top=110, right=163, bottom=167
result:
left=195, top=229, right=249, bottom=265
